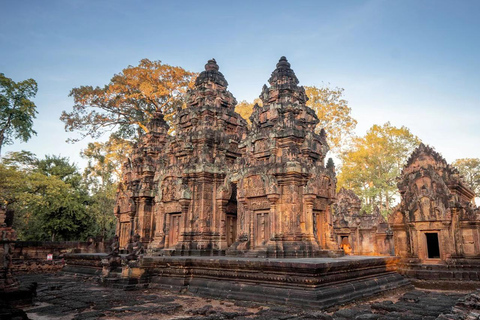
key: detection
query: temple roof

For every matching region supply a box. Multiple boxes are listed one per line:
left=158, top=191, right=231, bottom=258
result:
left=194, top=58, right=228, bottom=87
left=268, top=56, right=300, bottom=88
left=404, top=143, right=448, bottom=169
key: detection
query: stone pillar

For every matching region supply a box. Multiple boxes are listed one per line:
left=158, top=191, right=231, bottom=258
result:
left=267, top=194, right=280, bottom=237
left=150, top=203, right=165, bottom=250
left=178, top=198, right=190, bottom=244
left=303, top=194, right=316, bottom=241
left=137, top=198, right=146, bottom=241
left=217, top=199, right=229, bottom=250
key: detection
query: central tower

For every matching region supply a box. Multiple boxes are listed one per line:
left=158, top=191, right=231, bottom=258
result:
left=227, top=57, right=338, bottom=257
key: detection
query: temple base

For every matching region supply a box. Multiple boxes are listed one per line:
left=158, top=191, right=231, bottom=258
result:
left=64, top=254, right=410, bottom=309
left=397, top=257, right=480, bottom=290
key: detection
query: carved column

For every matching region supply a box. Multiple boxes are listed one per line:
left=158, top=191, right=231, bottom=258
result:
left=150, top=202, right=165, bottom=249
left=216, top=199, right=229, bottom=250
left=303, top=194, right=316, bottom=240
left=137, top=198, right=147, bottom=241
left=267, top=193, right=280, bottom=238
left=178, top=198, right=190, bottom=244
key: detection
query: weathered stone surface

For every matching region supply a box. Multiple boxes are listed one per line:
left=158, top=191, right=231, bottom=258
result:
left=390, top=144, right=480, bottom=284
left=137, top=255, right=409, bottom=309
left=333, top=189, right=394, bottom=256
left=14, top=273, right=472, bottom=319
left=114, top=57, right=344, bottom=258
left=437, top=289, right=480, bottom=320
left=228, top=57, right=338, bottom=258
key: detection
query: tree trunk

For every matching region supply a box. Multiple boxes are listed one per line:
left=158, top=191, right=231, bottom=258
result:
left=0, top=132, right=4, bottom=157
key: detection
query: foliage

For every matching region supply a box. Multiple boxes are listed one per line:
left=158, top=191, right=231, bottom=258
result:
left=234, top=99, right=262, bottom=126
left=80, top=136, right=127, bottom=239
left=0, top=152, right=118, bottom=241
left=337, top=122, right=420, bottom=216
left=0, top=159, right=91, bottom=241
left=0, top=73, right=38, bottom=155
left=81, top=134, right=132, bottom=184
left=87, top=181, right=117, bottom=240
left=305, top=86, right=357, bottom=154
left=60, top=59, right=196, bottom=141
left=453, top=158, right=480, bottom=196
left=1, top=150, right=37, bottom=171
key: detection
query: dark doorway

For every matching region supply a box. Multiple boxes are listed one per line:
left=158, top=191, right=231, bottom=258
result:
left=425, top=233, right=440, bottom=259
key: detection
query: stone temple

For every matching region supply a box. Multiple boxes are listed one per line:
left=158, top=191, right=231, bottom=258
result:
left=115, top=57, right=339, bottom=258
left=65, top=57, right=418, bottom=308
left=390, top=143, right=480, bottom=287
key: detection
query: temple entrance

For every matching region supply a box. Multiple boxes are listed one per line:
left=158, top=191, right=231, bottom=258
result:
left=313, top=211, right=324, bottom=247
left=255, top=212, right=270, bottom=247
left=340, top=236, right=352, bottom=255
left=226, top=214, right=237, bottom=246
left=226, top=183, right=238, bottom=247
left=168, top=213, right=181, bottom=248
left=425, top=232, right=440, bottom=259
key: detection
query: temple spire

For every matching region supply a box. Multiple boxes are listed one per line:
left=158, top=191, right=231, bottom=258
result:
left=195, top=58, right=228, bottom=87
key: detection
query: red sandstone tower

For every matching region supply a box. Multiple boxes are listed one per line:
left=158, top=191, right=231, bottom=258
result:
left=149, top=59, right=247, bottom=255
left=227, top=57, right=338, bottom=257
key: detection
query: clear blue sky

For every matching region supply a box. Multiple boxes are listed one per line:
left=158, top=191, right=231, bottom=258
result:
left=1, top=0, right=479, bottom=168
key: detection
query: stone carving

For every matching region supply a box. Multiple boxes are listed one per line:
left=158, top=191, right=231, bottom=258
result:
left=126, top=234, right=145, bottom=261
left=114, top=57, right=341, bottom=258
left=114, top=111, right=170, bottom=248
left=0, top=206, right=19, bottom=290
left=102, top=235, right=121, bottom=278
left=333, top=188, right=394, bottom=256
left=107, top=236, right=120, bottom=258
left=228, top=57, right=338, bottom=258
left=390, top=143, right=480, bottom=282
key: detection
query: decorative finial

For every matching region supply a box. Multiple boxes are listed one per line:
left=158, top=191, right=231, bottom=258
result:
left=276, top=56, right=291, bottom=69
left=205, top=58, right=219, bottom=71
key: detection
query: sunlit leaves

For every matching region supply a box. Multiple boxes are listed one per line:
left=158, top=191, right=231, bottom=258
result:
left=453, top=158, right=480, bottom=195
left=305, top=86, right=357, bottom=155
left=61, top=59, right=196, bottom=141
left=337, top=122, right=420, bottom=215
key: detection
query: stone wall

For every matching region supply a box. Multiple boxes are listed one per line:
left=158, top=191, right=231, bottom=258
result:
left=11, top=240, right=109, bottom=273
left=333, top=188, right=394, bottom=256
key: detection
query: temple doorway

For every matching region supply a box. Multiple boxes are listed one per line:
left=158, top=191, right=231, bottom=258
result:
left=226, top=214, right=237, bottom=246
left=255, top=212, right=270, bottom=246
left=340, top=236, right=352, bottom=255
left=313, top=211, right=324, bottom=247
left=425, top=232, right=440, bottom=259
left=168, top=213, right=181, bottom=248
left=225, top=183, right=238, bottom=247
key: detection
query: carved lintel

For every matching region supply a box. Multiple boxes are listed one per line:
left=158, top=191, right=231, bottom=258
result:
left=267, top=193, right=280, bottom=203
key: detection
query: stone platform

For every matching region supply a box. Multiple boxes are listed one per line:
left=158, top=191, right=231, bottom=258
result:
left=64, top=254, right=411, bottom=309
left=397, top=258, right=480, bottom=290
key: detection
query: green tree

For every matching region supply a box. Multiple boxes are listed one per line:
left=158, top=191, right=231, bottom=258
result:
left=305, top=86, right=357, bottom=154
left=337, top=122, right=420, bottom=215
left=60, top=59, right=196, bottom=141
left=0, top=73, right=38, bottom=156
left=453, top=158, right=480, bottom=195
left=1, top=153, right=93, bottom=241
left=81, top=134, right=132, bottom=183
left=80, top=136, right=129, bottom=239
